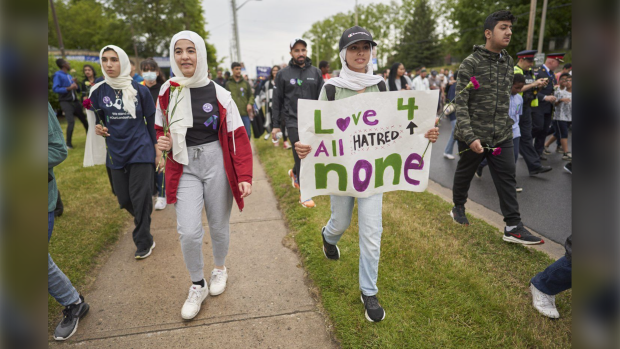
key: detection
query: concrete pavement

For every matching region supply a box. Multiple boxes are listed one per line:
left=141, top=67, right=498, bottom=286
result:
left=50, top=149, right=336, bottom=348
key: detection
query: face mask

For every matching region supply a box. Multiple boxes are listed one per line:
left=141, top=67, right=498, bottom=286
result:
left=143, top=72, right=157, bottom=81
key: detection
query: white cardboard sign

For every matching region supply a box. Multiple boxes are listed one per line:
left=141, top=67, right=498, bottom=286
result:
left=298, top=90, right=439, bottom=199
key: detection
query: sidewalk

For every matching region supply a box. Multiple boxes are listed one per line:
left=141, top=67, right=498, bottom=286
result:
left=50, top=149, right=336, bottom=348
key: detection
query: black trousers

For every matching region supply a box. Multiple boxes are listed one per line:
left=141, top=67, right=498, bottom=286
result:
left=452, top=139, right=521, bottom=226
left=110, top=163, right=154, bottom=251
left=518, top=104, right=542, bottom=172
left=59, top=100, right=88, bottom=147
left=531, top=108, right=552, bottom=156
left=287, top=127, right=301, bottom=185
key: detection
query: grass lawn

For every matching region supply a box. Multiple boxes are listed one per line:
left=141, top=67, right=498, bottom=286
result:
left=255, top=139, right=571, bottom=348
left=48, top=122, right=129, bottom=332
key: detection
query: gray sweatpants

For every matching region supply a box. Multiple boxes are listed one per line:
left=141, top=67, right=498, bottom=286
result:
left=175, top=142, right=233, bottom=282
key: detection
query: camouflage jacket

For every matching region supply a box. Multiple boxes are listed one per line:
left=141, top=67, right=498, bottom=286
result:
left=454, top=45, right=515, bottom=146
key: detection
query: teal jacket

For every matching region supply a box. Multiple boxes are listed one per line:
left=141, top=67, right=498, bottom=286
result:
left=48, top=103, right=67, bottom=212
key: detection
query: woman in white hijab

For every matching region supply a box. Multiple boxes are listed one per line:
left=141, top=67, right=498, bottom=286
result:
left=294, top=26, right=439, bottom=323
left=90, top=45, right=158, bottom=260
left=155, top=31, right=253, bottom=320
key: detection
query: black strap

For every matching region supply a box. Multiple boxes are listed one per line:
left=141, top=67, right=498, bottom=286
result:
left=326, top=80, right=386, bottom=101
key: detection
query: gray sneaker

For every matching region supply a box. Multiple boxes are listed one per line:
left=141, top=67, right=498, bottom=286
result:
left=54, top=295, right=89, bottom=341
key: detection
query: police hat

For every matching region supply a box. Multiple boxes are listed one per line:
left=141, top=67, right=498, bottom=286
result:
left=517, top=49, right=537, bottom=60
left=339, top=26, right=377, bottom=51
left=547, top=53, right=565, bottom=63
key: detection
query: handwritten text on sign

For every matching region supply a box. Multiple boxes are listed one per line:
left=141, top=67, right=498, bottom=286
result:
left=298, top=90, right=439, bottom=199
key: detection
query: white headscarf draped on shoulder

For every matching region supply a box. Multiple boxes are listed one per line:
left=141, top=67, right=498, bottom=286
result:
left=324, top=47, right=384, bottom=91
left=88, top=45, right=138, bottom=118
left=156, top=30, right=242, bottom=165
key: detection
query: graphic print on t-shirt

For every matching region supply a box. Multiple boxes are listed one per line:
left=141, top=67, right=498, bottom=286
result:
left=204, top=115, right=219, bottom=130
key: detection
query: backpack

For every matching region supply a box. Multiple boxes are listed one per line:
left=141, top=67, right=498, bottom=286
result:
left=324, top=80, right=386, bottom=101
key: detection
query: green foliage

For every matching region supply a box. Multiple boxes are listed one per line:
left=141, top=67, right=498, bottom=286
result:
left=48, top=0, right=219, bottom=69
left=396, top=0, right=443, bottom=69
left=304, top=2, right=403, bottom=70
left=48, top=56, right=103, bottom=110
left=445, top=0, right=572, bottom=59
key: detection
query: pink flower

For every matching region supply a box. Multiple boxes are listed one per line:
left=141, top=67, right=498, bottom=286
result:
left=492, top=147, right=502, bottom=156
left=83, top=98, right=93, bottom=110
left=470, top=76, right=480, bottom=90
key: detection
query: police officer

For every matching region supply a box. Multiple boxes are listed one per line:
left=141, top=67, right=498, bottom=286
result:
left=514, top=50, right=552, bottom=175
left=531, top=53, right=565, bottom=158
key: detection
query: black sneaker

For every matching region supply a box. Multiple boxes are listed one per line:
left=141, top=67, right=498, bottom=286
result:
left=539, top=154, right=547, bottom=161
left=502, top=222, right=544, bottom=245
left=563, top=162, right=572, bottom=174
left=54, top=295, right=89, bottom=341
left=556, top=145, right=563, bottom=153
left=529, top=166, right=552, bottom=176
left=135, top=241, right=156, bottom=259
left=475, top=166, right=483, bottom=178
left=321, top=227, right=340, bottom=260
left=450, top=205, right=469, bottom=225
left=543, top=147, right=551, bottom=155
left=360, top=293, right=386, bottom=322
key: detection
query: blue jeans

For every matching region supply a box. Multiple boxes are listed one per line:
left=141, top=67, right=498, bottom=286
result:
left=323, top=194, right=383, bottom=296
left=241, top=115, right=251, bottom=140
left=480, top=137, right=520, bottom=168
left=531, top=256, right=572, bottom=295
left=155, top=171, right=165, bottom=198
left=48, top=212, right=80, bottom=306
left=444, top=119, right=457, bottom=154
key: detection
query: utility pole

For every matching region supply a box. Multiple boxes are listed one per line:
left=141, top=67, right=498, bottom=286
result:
left=537, top=0, right=549, bottom=52
left=231, top=0, right=241, bottom=62
left=49, top=0, right=65, bottom=59
left=129, top=22, right=140, bottom=63
left=355, top=0, right=359, bottom=26
left=526, top=0, right=537, bottom=50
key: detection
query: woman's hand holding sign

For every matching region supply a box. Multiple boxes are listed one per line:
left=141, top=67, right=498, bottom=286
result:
left=295, top=142, right=312, bottom=159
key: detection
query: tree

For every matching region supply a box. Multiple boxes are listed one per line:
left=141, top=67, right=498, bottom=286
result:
left=445, top=0, right=571, bottom=59
left=395, top=0, right=443, bottom=69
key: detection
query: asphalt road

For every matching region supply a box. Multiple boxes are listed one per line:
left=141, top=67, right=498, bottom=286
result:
left=428, top=120, right=572, bottom=244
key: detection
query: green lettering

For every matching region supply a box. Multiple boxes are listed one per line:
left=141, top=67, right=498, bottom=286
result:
left=314, top=110, right=333, bottom=134
left=315, top=163, right=347, bottom=191
left=375, top=154, right=402, bottom=187
left=397, top=97, right=419, bottom=120
left=352, top=111, right=362, bottom=125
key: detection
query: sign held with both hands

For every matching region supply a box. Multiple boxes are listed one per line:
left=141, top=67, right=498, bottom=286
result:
left=298, top=90, right=439, bottom=200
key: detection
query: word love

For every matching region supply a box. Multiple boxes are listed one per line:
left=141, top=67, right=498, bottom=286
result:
left=314, top=109, right=378, bottom=134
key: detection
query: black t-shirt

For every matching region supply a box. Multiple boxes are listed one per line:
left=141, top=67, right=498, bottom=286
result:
left=186, top=81, right=220, bottom=146
left=146, top=82, right=162, bottom=105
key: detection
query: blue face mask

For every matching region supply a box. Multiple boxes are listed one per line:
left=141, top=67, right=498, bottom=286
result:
left=143, top=72, right=157, bottom=81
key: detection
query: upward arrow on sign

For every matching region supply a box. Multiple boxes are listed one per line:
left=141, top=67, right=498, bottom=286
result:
left=406, top=121, right=418, bottom=134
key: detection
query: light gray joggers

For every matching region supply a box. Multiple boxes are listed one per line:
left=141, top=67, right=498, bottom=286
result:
left=175, top=142, right=233, bottom=282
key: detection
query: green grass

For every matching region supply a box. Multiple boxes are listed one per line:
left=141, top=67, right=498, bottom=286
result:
left=48, top=123, right=129, bottom=332
left=255, top=139, right=571, bottom=348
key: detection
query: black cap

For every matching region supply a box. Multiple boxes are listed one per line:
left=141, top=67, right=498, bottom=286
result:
left=290, top=38, right=307, bottom=50
left=547, top=53, right=565, bottom=63
left=516, top=49, right=537, bottom=59
left=339, top=26, right=377, bottom=51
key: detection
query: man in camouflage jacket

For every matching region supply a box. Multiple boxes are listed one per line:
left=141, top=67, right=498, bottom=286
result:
left=450, top=10, right=543, bottom=245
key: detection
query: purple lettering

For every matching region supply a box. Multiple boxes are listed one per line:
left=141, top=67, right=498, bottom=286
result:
left=353, top=160, right=373, bottom=192
left=363, top=109, right=378, bottom=126
left=403, top=153, right=424, bottom=185
left=314, top=141, right=329, bottom=157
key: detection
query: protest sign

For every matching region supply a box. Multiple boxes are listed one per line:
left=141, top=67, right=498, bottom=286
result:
left=298, top=90, right=439, bottom=200
left=256, top=66, right=271, bottom=79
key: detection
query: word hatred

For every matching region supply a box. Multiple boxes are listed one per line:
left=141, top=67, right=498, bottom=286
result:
left=353, top=131, right=400, bottom=151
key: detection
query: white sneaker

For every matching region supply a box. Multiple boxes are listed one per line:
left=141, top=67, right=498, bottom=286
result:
left=530, top=283, right=560, bottom=318
left=181, top=281, right=209, bottom=320
left=209, top=267, right=228, bottom=296
left=154, top=197, right=167, bottom=211
left=443, top=153, right=455, bottom=160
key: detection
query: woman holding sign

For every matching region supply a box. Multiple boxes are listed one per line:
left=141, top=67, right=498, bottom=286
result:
left=294, top=26, right=439, bottom=322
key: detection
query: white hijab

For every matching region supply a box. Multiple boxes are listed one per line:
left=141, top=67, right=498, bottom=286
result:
left=159, top=30, right=241, bottom=165
left=324, top=45, right=384, bottom=91
left=88, top=45, right=138, bottom=118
